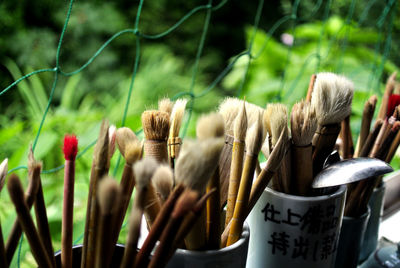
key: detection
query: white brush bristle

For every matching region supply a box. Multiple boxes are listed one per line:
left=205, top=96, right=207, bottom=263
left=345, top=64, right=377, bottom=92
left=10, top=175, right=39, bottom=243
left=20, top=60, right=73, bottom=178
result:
left=133, top=157, right=158, bottom=191
left=196, top=113, right=225, bottom=139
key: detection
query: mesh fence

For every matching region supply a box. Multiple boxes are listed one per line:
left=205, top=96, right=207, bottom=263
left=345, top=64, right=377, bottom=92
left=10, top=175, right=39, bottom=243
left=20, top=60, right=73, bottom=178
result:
left=0, top=0, right=398, bottom=266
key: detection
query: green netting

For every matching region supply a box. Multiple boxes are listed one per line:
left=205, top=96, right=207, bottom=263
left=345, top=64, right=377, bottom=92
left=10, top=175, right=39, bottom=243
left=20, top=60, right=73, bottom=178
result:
left=0, top=0, right=397, bottom=266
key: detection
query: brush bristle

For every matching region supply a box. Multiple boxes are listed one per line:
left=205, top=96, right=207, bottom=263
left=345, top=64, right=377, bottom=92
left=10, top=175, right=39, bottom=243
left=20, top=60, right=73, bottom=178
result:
left=94, top=120, right=110, bottom=168
left=246, top=102, right=264, bottom=127
left=266, top=103, right=288, bottom=146
left=387, top=94, right=400, bottom=117
left=98, top=176, right=120, bottom=214
left=175, top=138, right=224, bottom=193
left=266, top=129, right=290, bottom=172
left=158, top=98, right=174, bottom=116
left=116, top=127, right=138, bottom=157
left=218, top=97, right=240, bottom=136
left=27, top=146, right=42, bottom=175
left=141, top=110, right=170, bottom=140
left=291, top=100, right=317, bottom=146
left=196, top=113, right=225, bottom=139
left=311, top=72, right=354, bottom=125
left=169, top=99, right=188, bottom=137
left=0, top=158, right=8, bottom=192
left=133, top=157, right=158, bottom=192
left=234, top=101, right=247, bottom=141
left=108, top=125, right=117, bottom=159
left=63, top=135, right=78, bottom=161
left=124, top=141, right=142, bottom=164
left=245, top=117, right=264, bottom=155
left=152, top=165, right=173, bottom=203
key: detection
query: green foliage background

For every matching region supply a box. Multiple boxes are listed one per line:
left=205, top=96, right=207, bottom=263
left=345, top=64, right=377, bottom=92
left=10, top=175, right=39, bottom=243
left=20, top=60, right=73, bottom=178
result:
left=0, top=0, right=398, bottom=266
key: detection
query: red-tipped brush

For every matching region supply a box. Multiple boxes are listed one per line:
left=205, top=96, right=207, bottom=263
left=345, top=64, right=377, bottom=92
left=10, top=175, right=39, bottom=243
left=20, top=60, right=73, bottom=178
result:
left=387, top=94, right=400, bottom=118
left=62, top=135, right=78, bottom=268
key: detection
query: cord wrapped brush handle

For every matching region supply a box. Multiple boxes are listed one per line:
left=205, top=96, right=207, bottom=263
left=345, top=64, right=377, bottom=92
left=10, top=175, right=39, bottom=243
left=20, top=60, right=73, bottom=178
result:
left=144, top=140, right=169, bottom=163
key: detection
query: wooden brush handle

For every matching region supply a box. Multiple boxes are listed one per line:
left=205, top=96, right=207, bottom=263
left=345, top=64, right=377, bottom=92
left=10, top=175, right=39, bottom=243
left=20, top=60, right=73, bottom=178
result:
left=0, top=222, right=8, bottom=268
left=5, top=166, right=40, bottom=264
left=62, top=160, right=75, bottom=268
left=219, top=135, right=234, bottom=209
left=206, top=169, right=221, bottom=249
left=120, top=207, right=143, bottom=268
left=359, top=120, right=383, bottom=157
left=226, top=154, right=257, bottom=246
left=135, top=184, right=184, bottom=268
left=306, top=74, right=317, bottom=102
left=35, top=180, right=56, bottom=268
left=225, top=141, right=245, bottom=227
left=7, top=174, right=52, bottom=268
left=386, top=130, right=400, bottom=163
left=143, top=183, right=162, bottom=228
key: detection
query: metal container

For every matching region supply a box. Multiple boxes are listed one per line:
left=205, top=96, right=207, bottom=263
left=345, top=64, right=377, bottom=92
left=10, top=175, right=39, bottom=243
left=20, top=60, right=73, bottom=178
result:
left=166, top=222, right=250, bottom=268
left=335, top=206, right=371, bottom=268
left=247, top=185, right=346, bottom=268
left=359, top=182, right=386, bottom=263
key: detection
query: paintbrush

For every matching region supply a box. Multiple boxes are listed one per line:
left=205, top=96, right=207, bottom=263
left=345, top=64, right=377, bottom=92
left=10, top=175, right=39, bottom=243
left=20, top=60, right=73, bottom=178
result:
left=386, top=123, right=400, bottom=163
left=158, top=98, right=174, bottom=116
left=0, top=159, right=8, bottom=268
left=110, top=128, right=142, bottom=247
left=226, top=116, right=264, bottom=246
left=354, top=95, right=377, bottom=157
left=61, top=135, right=78, bottom=268
left=265, top=103, right=290, bottom=193
left=95, top=177, right=121, bottom=268
left=152, top=165, right=174, bottom=205
left=377, top=72, right=397, bottom=120
left=108, top=125, right=117, bottom=165
left=339, top=116, right=354, bottom=159
left=291, top=101, right=317, bottom=195
left=5, top=152, right=41, bottom=264
left=359, top=119, right=384, bottom=157
left=306, top=74, right=317, bottom=102
left=148, top=189, right=199, bottom=268
left=134, top=184, right=185, bottom=268
left=225, top=101, right=247, bottom=228
left=142, top=110, right=170, bottom=163
left=311, top=72, right=354, bottom=176
left=168, top=99, right=187, bottom=168
left=7, top=174, right=52, bottom=268
left=196, top=113, right=225, bottom=249
left=221, top=128, right=288, bottom=247
left=120, top=158, right=157, bottom=268
left=375, top=121, right=400, bottom=161
left=81, top=119, right=109, bottom=268
left=175, top=138, right=224, bottom=250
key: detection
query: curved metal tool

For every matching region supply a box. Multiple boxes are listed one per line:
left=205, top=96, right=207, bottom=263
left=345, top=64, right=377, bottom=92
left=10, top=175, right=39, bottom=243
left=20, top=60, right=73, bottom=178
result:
left=312, top=157, right=393, bottom=188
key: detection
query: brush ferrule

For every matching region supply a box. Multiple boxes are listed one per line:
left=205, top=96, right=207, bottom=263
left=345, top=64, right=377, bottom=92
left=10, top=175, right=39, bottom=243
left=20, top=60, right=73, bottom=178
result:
left=225, top=134, right=234, bottom=147
left=168, top=137, right=182, bottom=159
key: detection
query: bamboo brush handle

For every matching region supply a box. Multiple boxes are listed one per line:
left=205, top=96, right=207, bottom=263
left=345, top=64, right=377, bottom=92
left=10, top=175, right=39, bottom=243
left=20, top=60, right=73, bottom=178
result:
left=292, top=145, right=313, bottom=196
left=62, top=160, right=75, bottom=268
left=225, top=141, right=245, bottom=227
left=359, top=121, right=383, bottom=157
left=386, top=130, right=400, bottom=163
left=306, top=74, right=316, bottom=102
left=312, top=124, right=341, bottom=176
left=226, top=154, right=257, bottom=246
left=120, top=206, right=143, bottom=268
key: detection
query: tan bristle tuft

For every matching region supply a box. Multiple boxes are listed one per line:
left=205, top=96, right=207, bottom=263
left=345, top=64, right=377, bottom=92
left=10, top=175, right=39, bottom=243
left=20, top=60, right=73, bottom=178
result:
left=152, top=165, right=174, bottom=203
left=245, top=116, right=264, bottom=155
left=311, top=72, right=354, bottom=125
left=116, top=127, right=138, bottom=157
left=124, top=141, right=142, bottom=164
left=175, top=138, right=224, bottom=193
left=291, top=100, right=317, bottom=146
left=98, top=176, right=120, bottom=214
left=94, top=120, right=110, bottom=168
left=0, top=158, right=8, bottom=192
left=234, top=101, right=247, bottom=141
left=266, top=103, right=288, bottom=146
left=169, top=99, right=187, bottom=137
left=266, top=128, right=290, bottom=172
left=196, top=113, right=225, bottom=139
left=218, top=97, right=240, bottom=136
left=108, top=125, right=117, bottom=159
left=158, top=98, right=174, bottom=116
left=141, top=110, right=170, bottom=140
left=246, top=102, right=264, bottom=127
left=133, top=157, right=158, bottom=192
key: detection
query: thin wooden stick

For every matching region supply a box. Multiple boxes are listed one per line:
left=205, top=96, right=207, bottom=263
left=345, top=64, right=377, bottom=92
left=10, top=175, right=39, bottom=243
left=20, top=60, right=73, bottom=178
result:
left=306, top=74, right=317, bottom=102
left=359, top=119, right=383, bottom=157
left=354, top=95, right=377, bottom=157
left=377, top=72, right=397, bottom=120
